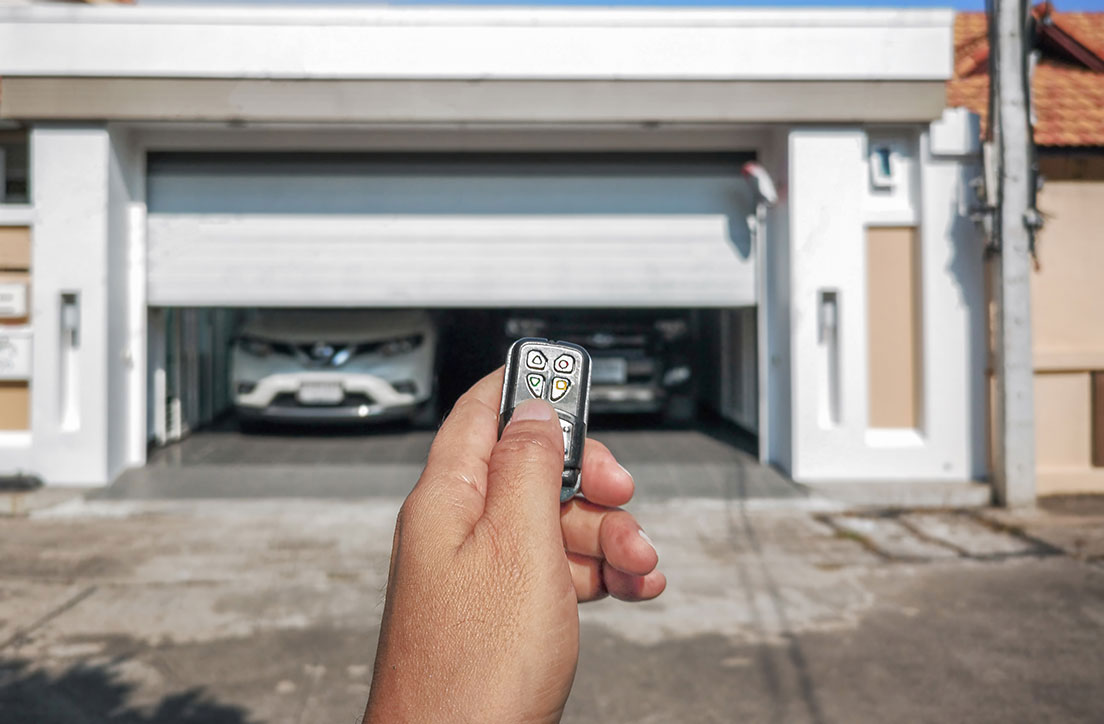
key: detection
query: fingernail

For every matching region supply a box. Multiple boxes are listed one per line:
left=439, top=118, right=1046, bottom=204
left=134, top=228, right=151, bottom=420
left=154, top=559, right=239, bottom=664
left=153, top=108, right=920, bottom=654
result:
left=509, top=398, right=554, bottom=423
left=617, top=462, right=634, bottom=482
left=638, top=529, right=657, bottom=555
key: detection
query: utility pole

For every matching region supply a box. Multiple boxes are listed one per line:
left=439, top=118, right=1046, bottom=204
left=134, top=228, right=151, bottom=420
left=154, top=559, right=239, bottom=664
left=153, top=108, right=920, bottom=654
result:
left=989, top=0, right=1037, bottom=507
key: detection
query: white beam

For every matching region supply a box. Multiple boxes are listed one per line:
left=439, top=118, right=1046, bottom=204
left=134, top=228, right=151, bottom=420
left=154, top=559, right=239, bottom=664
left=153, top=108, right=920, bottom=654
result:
left=0, top=6, right=953, bottom=82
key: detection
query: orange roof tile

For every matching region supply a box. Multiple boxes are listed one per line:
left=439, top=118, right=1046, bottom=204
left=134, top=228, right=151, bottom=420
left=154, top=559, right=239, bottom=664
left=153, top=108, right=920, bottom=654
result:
left=948, top=6, right=1104, bottom=147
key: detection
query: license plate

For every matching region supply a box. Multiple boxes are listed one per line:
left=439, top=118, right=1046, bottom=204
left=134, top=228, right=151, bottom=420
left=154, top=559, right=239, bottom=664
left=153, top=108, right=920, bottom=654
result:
left=297, top=382, right=344, bottom=405
left=591, top=357, right=628, bottom=384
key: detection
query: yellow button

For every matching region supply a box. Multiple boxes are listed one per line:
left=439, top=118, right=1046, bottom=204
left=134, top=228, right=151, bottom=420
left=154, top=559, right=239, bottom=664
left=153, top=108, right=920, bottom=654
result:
left=550, top=377, right=571, bottom=402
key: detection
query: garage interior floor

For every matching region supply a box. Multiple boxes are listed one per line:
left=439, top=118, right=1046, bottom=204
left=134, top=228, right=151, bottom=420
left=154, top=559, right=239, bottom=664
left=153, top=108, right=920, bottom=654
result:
left=101, top=418, right=806, bottom=502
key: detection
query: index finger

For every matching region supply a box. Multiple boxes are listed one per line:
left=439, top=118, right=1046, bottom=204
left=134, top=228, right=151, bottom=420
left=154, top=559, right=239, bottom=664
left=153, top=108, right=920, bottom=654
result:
left=580, top=439, right=635, bottom=507
left=410, top=367, right=504, bottom=519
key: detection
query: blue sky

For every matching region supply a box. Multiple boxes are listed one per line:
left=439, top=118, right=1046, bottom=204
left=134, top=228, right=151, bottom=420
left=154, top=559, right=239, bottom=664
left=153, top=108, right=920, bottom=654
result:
left=137, top=0, right=1104, bottom=11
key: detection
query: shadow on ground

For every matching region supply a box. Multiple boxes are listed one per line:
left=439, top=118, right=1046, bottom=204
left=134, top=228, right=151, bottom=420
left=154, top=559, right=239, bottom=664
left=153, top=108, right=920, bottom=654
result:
left=0, top=658, right=254, bottom=724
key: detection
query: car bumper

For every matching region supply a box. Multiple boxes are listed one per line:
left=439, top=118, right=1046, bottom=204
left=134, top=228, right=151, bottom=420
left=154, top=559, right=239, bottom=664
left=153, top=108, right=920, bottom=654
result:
left=590, top=384, right=664, bottom=414
left=236, top=401, right=418, bottom=424
left=234, top=373, right=424, bottom=423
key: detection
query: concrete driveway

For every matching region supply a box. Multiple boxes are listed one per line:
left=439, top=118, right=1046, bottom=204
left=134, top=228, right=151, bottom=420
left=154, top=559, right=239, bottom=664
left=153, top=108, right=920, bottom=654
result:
left=1, top=483, right=1102, bottom=723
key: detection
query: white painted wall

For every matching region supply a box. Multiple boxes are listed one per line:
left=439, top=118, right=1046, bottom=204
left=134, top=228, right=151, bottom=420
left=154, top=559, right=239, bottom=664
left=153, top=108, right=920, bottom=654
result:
left=786, top=118, right=987, bottom=482
left=923, top=112, right=989, bottom=480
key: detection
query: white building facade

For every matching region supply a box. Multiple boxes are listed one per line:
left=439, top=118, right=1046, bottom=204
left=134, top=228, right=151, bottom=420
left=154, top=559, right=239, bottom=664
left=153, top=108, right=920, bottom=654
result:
left=0, top=6, right=989, bottom=490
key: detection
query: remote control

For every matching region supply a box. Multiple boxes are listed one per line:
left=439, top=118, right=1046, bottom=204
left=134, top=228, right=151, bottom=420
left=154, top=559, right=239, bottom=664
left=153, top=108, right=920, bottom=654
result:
left=499, top=337, right=592, bottom=502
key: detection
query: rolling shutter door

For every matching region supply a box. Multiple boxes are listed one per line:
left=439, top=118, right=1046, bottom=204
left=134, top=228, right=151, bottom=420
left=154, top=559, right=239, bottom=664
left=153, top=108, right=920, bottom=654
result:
left=146, top=153, right=756, bottom=308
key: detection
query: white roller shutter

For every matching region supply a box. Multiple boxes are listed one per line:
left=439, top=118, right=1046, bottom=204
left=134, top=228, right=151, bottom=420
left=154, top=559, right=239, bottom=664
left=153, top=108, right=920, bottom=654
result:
left=146, top=154, right=756, bottom=308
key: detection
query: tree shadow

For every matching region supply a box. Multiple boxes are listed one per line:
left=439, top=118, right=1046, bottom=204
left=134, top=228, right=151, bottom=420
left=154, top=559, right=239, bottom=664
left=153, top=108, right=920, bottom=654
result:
left=0, top=657, right=255, bottom=724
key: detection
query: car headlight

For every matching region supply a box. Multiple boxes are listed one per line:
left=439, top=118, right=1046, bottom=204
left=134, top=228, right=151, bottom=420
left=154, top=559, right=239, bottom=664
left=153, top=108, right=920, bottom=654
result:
left=662, top=365, right=692, bottom=387
left=379, top=334, right=423, bottom=357
left=236, top=381, right=257, bottom=395
left=238, top=336, right=273, bottom=357
left=506, top=318, right=547, bottom=338
left=655, top=319, right=689, bottom=341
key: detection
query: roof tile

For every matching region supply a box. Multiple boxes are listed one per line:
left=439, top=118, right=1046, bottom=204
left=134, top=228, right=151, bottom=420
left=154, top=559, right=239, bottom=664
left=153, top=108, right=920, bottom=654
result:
left=948, top=7, right=1104, bottom=147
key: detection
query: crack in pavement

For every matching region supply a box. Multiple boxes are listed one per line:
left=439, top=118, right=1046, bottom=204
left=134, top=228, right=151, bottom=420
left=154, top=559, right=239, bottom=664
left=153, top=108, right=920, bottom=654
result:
left=0, top=585, right=99, bottom=653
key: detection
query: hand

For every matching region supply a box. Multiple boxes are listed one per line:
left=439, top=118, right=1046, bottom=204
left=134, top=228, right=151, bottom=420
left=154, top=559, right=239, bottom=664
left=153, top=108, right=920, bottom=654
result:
left=363, top=368, right=665, bottom=723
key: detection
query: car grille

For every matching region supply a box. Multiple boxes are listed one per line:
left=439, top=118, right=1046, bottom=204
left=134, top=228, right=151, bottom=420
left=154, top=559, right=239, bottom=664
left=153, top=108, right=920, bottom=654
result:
left=271, top=392, right=376, bottom=408
left=256, top=334, right=423, bottom=368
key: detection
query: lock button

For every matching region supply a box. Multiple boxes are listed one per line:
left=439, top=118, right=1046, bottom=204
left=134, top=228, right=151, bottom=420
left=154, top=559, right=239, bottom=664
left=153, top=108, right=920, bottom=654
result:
left=526, top=349, right=547, bottom=370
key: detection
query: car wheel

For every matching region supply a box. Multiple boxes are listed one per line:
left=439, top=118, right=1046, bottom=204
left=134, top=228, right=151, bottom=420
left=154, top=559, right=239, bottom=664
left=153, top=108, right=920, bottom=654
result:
left=662, top=393, right=696, bottom=427
left=237, top=417, right=267, bottom=435
left=411, top=397, right=439, bottom=429
left=410, top=374, right=441, bottom=429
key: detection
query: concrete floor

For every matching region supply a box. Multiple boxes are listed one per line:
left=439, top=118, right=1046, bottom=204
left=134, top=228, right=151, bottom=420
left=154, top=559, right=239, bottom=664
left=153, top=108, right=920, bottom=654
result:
left=0, top=492, right=1102, bottom=724
left=106, top=421, right=803, bottom=502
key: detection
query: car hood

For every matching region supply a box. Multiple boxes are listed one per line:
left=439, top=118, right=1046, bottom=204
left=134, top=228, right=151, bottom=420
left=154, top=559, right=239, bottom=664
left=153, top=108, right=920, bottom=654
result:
left=239, top=310, right=433, bottom=344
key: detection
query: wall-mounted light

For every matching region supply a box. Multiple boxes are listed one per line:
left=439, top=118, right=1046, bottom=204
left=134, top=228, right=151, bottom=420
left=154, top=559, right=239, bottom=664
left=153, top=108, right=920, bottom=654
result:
left=60, top=292, right=80, bottom=431
left=870, top=144, right=898, bottom=190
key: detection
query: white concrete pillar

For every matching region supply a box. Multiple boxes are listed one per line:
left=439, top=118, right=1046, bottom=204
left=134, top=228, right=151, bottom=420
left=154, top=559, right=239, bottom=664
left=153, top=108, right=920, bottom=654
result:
left=788, top=129, right=867, bottom=481
left=29, top=125, right=143, bottom=485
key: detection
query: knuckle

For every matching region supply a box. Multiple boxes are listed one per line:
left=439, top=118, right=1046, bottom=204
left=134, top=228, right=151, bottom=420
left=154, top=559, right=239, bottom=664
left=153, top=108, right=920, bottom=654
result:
left=395, top=499, right=416, bottom=531
left=448, top=393, right=498, bottom=425
left=397, top=489, right=429, bottom=529
left=498, top=429, right=559, bottom=458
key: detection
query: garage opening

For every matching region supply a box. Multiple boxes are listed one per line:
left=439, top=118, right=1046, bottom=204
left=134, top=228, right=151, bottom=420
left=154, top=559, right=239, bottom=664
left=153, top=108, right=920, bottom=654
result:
left=114, top=150, right=794, bottom=499
left=146, top=306, right=757, bottom=434
left=133, top=304, right=771, bottom=499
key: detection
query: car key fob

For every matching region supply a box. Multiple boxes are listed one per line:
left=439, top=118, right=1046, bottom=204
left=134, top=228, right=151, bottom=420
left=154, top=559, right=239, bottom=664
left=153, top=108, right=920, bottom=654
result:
left=499, top=337, right=591, bottom=502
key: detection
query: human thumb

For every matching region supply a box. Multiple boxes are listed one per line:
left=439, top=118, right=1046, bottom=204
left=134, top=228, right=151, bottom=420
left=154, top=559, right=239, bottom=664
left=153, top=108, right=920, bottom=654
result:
left=482, top=398, right=565, bottom=544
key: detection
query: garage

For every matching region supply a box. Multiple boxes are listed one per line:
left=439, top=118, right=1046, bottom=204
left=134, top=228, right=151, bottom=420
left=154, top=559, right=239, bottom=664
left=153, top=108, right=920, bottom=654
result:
left=2, top=7, right=981, bottom=492
left=132, top=151, right=766, bottom=494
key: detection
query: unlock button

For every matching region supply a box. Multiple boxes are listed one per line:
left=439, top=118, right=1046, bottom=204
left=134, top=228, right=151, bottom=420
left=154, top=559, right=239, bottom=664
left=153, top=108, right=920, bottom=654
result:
left=553, top=354, right=575, bottom=374
left=550, top=377, right=571, bottom=402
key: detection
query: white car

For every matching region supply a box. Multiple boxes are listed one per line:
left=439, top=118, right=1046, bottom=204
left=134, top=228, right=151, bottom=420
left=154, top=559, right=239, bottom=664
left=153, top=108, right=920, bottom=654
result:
left=231, top=309, right=438, bottom=426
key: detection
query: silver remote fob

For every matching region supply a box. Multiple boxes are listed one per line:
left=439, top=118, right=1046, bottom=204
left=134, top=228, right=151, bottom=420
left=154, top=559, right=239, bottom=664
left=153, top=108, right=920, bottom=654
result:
left=499, top=337, right=592, bottom=502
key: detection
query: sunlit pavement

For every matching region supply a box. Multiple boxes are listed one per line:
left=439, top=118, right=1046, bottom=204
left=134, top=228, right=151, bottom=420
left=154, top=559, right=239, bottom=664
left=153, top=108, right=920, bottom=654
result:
left=0, top=488, right=1102, bottom=724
